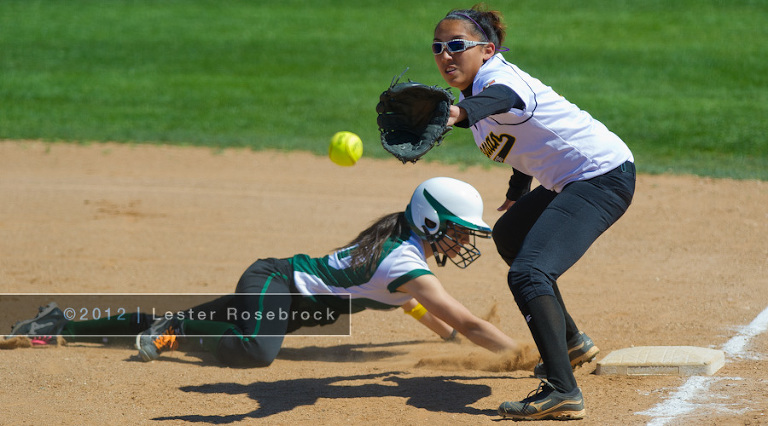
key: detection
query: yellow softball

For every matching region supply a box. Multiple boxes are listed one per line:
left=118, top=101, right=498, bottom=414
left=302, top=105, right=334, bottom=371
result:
left=328, top=131, right=363, bottom=167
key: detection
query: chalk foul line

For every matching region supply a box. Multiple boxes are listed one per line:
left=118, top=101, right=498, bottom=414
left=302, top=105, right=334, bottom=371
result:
left=638, top=305, right=768, bottom=425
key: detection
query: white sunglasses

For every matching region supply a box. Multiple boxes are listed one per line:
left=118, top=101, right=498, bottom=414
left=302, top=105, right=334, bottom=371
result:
left=432, top=39, right=490, bottom=55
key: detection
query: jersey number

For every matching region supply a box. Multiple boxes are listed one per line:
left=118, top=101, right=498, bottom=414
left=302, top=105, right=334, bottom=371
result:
left=480, top=132, right=515, bottom=163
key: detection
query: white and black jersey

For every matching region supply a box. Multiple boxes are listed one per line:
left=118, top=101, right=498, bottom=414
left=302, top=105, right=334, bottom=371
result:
left=457, top=54, right=633, bottom=193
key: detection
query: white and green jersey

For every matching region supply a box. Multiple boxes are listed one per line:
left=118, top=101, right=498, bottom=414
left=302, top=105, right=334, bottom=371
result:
left=288, top=230, right=432, bottom=310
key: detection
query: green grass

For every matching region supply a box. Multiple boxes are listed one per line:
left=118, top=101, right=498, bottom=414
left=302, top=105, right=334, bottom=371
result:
left=1, top=0, right=766, bottom=180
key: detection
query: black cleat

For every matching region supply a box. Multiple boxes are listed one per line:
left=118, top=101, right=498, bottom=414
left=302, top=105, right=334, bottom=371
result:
left=498, top=380, right=585, bottom=420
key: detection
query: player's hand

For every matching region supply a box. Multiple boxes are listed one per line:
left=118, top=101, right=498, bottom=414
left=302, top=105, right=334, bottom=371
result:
left=446, top=105, right=466, bottom=127
left=497, top=199, right=515, bottom=211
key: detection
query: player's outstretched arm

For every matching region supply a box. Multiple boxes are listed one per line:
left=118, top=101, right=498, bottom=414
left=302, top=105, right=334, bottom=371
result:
left=399, top=274, right=521, bottom=353
left=401, top=298, right=457, bottom=341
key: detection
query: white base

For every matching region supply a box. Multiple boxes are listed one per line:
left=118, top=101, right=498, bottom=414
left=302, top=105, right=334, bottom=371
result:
left=595, top=346, right=725, bottom=376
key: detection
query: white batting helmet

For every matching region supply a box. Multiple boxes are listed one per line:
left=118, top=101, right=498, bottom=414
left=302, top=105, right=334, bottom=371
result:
left=405, top=177, right=491, bottom=268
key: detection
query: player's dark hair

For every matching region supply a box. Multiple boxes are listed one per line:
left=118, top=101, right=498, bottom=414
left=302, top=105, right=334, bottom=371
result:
left=338, top=212, right=410, bottom=270
left=443, top=4, right=507, bottom=52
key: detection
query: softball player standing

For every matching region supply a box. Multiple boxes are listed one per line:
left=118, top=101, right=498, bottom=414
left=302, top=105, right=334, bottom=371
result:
left=431, top=5, right=636, bottom=421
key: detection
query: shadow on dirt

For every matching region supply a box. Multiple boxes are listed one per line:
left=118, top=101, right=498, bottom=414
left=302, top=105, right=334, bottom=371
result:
left=152, top=371, right=509, bottom=423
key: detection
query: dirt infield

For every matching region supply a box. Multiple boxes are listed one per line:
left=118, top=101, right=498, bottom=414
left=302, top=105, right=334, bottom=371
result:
left=1, top=141, right=766, bottom=425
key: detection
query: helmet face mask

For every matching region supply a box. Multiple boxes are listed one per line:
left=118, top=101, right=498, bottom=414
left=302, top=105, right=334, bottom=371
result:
left=432, top=222, right=491, bottom=269
left=405, top=177, right=492, bottom=268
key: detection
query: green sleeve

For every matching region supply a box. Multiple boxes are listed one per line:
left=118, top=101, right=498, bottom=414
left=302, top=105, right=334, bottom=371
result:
left=386, top=269, right=434, bottom=293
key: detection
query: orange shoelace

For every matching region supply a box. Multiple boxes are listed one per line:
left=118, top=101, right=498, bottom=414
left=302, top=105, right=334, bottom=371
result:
left=152, top=327, right=179, bottom=351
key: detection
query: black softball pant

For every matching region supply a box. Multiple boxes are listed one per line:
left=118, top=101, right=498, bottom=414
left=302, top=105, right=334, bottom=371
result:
left=187, top=258, right=345, bottom=368
left=493, top=161, right=636, bottom=305
left=188, top=258, right=296, bottom=368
